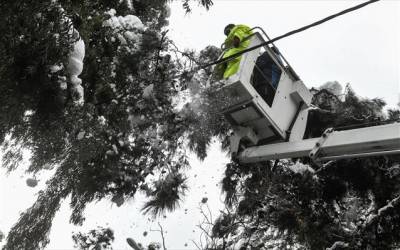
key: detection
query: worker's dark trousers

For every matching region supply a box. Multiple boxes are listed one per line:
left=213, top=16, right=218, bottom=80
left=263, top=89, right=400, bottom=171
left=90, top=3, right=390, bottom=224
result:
left=252, top=52, right=281, bottom=106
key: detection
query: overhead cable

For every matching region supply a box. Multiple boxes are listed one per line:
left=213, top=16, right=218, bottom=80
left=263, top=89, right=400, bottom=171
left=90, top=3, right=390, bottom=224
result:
left=201, top=0, right=380, bottom=69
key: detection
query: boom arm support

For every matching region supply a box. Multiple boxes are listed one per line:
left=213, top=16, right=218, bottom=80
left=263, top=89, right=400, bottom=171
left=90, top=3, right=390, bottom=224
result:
left=238, top=123, right=400, bottom=164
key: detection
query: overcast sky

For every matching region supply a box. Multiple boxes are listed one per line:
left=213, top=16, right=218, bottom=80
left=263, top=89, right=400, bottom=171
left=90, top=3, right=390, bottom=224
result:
left=1, top=1, right=399, bottom=250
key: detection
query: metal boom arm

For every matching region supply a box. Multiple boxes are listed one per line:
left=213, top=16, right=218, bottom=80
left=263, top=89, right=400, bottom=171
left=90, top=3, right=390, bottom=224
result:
left=238, top=123, right=400, bottom=163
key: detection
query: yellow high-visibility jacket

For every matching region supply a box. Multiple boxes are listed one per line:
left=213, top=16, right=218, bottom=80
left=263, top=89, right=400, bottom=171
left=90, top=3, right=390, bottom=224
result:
left=222, top=24, right=253, bottom=79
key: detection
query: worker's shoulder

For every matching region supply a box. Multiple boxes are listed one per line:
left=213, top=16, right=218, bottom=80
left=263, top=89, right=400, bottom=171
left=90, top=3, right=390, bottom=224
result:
left=233, top=24, right=252, bottom=32
left=225, top=24, right=252, bottom=43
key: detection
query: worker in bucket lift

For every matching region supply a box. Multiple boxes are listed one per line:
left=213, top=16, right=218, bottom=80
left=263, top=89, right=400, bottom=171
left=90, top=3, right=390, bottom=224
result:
left=218, top=24, right=253, bottom=79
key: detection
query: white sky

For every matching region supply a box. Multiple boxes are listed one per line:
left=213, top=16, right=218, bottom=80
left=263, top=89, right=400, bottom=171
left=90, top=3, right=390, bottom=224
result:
left=1, top=1, right=399, bottom=250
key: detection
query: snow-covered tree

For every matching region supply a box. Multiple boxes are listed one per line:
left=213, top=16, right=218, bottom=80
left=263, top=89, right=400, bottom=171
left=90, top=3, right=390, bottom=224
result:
left=0, top=1, right=213, bottom=249
left=2, top=1, right=399, bottom=249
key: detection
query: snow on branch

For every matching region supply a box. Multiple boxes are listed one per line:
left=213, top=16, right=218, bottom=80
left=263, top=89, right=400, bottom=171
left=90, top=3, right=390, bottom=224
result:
left=102, top=9, right=144, bottom=52
left=52, top=5, right=86, bottom=106
left=365, top=195, right=400, bottom=227
left=67, top=32, right=85, bottom=105
left=326, top=241, right=349, bottom=250
left=287, top=161, right=315, bottom=175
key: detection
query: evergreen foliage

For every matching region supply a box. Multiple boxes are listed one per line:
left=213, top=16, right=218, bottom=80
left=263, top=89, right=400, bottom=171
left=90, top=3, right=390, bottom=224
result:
left=142, top=171, right=188, bottom=217
left=0, top=1, right=213, bottom=249
left=1, top=1, right=399, bottom=249
left=72, top=227, right=114, bottom=250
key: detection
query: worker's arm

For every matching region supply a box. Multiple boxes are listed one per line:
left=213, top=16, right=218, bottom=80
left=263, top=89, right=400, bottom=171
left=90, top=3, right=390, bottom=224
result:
left=226, top=26, right=245, bottom=48
left=231, top=25, right=252, bottom=48
left=232, top=36, right=240, bottom=48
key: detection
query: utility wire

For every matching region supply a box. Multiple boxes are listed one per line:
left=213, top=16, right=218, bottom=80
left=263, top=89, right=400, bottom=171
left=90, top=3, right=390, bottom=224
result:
left=200, top=0, right=380, bottom=69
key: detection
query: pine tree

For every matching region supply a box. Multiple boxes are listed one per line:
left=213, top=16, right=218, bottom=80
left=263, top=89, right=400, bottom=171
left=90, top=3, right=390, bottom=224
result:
left=0, top=1, right=212, bottom=249
left=2, top=1, right=399, bottom=249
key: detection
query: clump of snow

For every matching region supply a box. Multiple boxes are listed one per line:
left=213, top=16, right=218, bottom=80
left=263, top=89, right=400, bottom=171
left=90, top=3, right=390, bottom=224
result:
left=77, top=131, right=85, bottom=140
left=117, top=33, right=127, bottom=45
left=49, top=62, right=68, bottom=92
left=288, top=161, right=315, bottom=174
left=142, top=84, right=154, bottom=100
left=103, top=13, right=144, bottom=31
left=106, top=150, right=115, bottom=156
left=123, top=31, right=141, bottom=43
left=105, top=8, right=116, bottom=16
left=319, top=81, right=343, bottom=97
left=26, top=178, right=38, bottom=188
left=103, top=10, right=145, bottom=54
left=122, top=15, right=144, bottom=30
left=109, top=83, right=117, bottom=92
left=50, top=64, right=63, bottom=73
left=69, top=42, right=85, bottom=91
left=67, top=31, right=85, bottom=105
left=112, top=144, right=119, bottom=155
left=98, top=116, right=106, bottom=125
left=58, top=76, right=67, bottom=90
left=233, top=238, right=246, bottom=250
left=56, top=11, right=86, bottom=106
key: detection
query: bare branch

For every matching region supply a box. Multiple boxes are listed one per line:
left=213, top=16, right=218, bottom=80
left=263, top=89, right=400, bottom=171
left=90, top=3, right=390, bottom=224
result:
left=149, top=222, right=167, bottom=250
left=169, top=41, right=200, bottom=66
left=197, top=224, right=212, bottom=240
left=205, top=204, right=213, bottom=223
left=191, top=239, right=202, bottom=250
left=158, top=222, right=167, bottom=250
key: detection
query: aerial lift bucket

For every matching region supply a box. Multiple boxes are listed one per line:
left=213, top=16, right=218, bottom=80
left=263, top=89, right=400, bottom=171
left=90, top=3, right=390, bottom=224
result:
left=212, top=29, right=399, bottom=163
left=214, top=32, right=313, bottom=154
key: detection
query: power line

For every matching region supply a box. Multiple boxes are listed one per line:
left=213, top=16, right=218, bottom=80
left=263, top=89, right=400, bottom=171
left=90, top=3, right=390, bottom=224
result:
left=201, top=0, right=380, bottom=69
